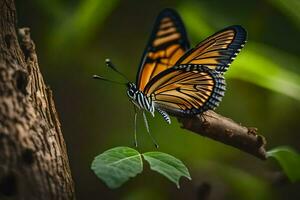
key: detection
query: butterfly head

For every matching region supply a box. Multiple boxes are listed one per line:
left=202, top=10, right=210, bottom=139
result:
left=126, top=82, right=138, bottom=100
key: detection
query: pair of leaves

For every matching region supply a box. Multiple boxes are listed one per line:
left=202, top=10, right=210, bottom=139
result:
left=91, top=147, right=191, bottom=189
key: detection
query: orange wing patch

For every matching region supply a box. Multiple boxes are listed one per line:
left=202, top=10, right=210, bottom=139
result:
left=137, top=9, right=189, bottom=91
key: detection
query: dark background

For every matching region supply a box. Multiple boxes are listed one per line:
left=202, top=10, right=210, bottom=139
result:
left=16, top=0, right=300, bottom=199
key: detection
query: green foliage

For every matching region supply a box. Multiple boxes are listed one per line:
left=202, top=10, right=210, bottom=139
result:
left=267, top=146, right=300, bottom=182
left=266, top=0, right=300, bottom=29
left=91, top=147, right=143, bottom=189
left=36, top=0, right=119, bottom=59
left=91, top=147, right=191, bottom=189
left=143, top=152, right=191, bottom=188
left=178, top=4, right=214, bottom=39
left=228, top=44, right=300, bottom=101
left=34, top=0, right=66, bottom=19
left=198, top=161, right=272, bottom=200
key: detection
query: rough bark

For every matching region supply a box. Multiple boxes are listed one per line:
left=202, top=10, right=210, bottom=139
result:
left=0, top=0, right=75, bottom=199
left=177, top=111, right=267, bottom=160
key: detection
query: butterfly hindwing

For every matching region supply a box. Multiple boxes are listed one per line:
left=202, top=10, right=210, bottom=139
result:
left=137, top=8, right=190, bottom=91
left=143, top=65, right=226, bottom=116
left=175, top=25, right=247, bottom=72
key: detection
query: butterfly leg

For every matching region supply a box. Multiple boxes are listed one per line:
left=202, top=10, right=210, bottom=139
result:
left=133, top=105, right=138, bottom=148
left=156, top=108, right=171, bottom=124
left=142, top=111, right=159, bottom=148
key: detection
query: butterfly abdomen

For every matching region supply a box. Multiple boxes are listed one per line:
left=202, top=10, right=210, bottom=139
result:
left=156, top=108, right=171, bottom=124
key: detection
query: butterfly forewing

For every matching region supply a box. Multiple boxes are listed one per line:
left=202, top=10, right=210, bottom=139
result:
left=134, top=9, right=247, bottom=117
left=143, top=65, right=226, bottom=116
left=175, top=26, right=247, bottom=72
left=137, top=9, right=190, bottom=91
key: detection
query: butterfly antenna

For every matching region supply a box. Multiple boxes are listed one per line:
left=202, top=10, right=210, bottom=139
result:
left=105, top=58, right=129, bottom=81
left=92, top=75, right=125, bottom=85
left=142, top=111, right=159, bottom=148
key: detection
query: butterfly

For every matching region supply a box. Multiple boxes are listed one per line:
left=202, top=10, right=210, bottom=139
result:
left=94, top=8, right=247, bottom=147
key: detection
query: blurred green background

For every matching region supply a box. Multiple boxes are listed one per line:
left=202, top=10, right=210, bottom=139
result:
left=16, top=0, right=300, bottom=199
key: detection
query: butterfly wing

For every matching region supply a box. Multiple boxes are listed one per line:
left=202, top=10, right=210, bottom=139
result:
left=136, top=8, right=190, bottom=91
left=175, top=25, right=247, bottom=72
left=143, top=65, right=226, bottom=116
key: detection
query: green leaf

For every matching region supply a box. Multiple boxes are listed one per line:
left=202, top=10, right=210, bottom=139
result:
left=267, top=146, right=300, bottom=182
left=91, top=147, right=192, bottom=189
left=143, top=152, right=191, bottom=188
left=91, top=146, right=143, bottom=189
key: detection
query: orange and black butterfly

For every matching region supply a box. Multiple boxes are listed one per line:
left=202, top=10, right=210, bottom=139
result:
left=94, top=8, right=246, bottom=147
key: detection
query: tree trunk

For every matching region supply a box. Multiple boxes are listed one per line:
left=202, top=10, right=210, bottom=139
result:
left=0, top=0, right=75, bottom=199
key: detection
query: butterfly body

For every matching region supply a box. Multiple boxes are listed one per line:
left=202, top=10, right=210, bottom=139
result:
left=127, top=82, right=155, bottom=116
left=127, top=82, right=172, bottom=124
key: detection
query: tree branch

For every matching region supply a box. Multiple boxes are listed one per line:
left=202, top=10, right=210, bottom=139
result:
left=177, top=110, right=267, bottom=160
